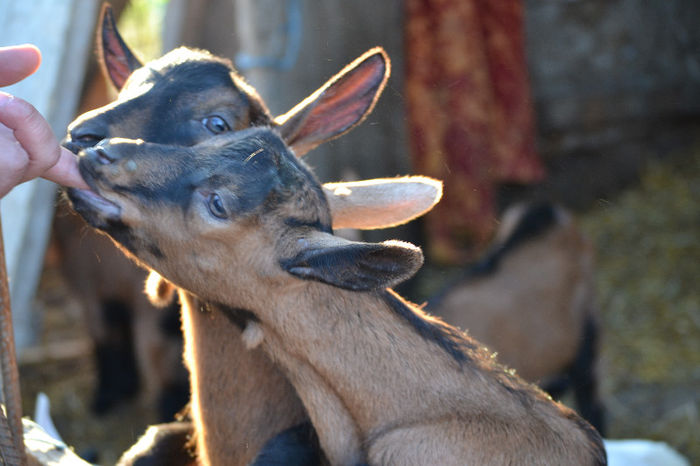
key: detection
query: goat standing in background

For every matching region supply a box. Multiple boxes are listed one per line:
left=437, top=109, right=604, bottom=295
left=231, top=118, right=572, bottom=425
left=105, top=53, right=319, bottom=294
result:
left=66, top=128, right=607, bottom=465
left=64, top=6, right=439, bottom=464
left=430, top=201, right=605, bottom=433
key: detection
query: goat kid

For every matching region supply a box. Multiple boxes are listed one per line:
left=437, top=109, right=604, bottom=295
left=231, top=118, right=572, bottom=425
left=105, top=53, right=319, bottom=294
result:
left=67, top=129, right=607, bottom=465
left=64, top=6, right=440, bottom=464
left=430, top=201, right=605, bottom=433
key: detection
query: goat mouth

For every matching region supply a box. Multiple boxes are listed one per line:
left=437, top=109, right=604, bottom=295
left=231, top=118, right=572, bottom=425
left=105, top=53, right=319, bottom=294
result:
left=66, top=187, right=122, bottom=227
left=67, top=156, right=123, bottom=223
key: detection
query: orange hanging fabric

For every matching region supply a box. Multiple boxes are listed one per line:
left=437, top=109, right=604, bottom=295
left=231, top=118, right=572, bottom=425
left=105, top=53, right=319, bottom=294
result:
left=405, top=0, right=545, bottom=263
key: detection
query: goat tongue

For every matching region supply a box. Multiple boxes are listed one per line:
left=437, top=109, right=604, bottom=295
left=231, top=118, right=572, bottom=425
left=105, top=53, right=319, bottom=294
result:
left=67, top=187, right=121, bottom=223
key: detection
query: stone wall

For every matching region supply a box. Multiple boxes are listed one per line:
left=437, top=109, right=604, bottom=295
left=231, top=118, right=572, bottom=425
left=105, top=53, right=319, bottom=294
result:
left=505, top=0, right=700, bottom=207
left=526, top=0, right=700, bottom=139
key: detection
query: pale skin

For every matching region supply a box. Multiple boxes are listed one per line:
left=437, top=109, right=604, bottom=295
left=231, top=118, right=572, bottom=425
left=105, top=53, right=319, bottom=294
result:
left=0, top=44, right=88, bottom=197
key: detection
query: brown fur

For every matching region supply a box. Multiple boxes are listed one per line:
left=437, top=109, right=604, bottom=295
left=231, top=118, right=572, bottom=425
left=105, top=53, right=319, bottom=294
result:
left=67, top=130, right=606, bottom=465
left=180, top=292, right=308, bottom=465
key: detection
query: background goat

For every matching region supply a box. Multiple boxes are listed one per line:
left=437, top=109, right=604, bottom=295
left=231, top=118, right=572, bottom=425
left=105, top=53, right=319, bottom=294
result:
left=428, top=201, right=605, bottom=432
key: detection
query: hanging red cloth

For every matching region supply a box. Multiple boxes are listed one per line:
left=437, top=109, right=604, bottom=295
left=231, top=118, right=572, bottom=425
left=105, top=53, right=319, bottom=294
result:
left=405, top=0, right=545, bottom=263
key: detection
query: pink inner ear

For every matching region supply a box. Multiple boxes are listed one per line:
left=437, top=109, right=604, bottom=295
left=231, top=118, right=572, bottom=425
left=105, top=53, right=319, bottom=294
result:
left=102, top=33, right=134, bottom=90
left=98, top=5, right=142, bottom=91
left=298, top=56, right=387, bottom=140
left=278, top=50, right=389, bottom=156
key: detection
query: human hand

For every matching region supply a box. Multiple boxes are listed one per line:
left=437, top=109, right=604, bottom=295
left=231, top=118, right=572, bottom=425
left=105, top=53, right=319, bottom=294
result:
left=0, top=44, right=88, bottom=198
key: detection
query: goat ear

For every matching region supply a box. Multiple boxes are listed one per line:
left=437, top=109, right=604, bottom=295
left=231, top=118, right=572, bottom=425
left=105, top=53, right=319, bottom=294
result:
left=280, top=233, right=423, bottom=291
left=97, top=3, right=143, bottom=90
left=145, top=271, right=177, bottom=307
left=274, top=47, right=390, bottom=156
left=323, top=176, right=442, bottom=230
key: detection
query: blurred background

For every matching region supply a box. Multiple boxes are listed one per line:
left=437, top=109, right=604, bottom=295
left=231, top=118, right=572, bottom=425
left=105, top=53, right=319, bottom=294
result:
left=1, top=0, right=698, bottom=464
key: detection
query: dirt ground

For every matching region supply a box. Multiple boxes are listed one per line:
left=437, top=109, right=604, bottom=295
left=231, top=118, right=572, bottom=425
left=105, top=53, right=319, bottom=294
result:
left=16, top=145, right=699, bottom=464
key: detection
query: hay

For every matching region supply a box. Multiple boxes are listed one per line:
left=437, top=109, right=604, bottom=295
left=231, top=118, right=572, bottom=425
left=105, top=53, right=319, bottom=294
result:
left=581, top=147, right=700, bottom=462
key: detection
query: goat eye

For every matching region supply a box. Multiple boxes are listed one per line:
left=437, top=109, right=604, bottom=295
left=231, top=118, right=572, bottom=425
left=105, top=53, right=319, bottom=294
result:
left=202, top=116, right=230, bottom=134
left=207, top=193, right=228, bottom=219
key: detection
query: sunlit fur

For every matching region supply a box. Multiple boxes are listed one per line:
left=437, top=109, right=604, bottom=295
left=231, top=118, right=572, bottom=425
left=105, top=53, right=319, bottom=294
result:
left=68, top=129, right=606, bottom=465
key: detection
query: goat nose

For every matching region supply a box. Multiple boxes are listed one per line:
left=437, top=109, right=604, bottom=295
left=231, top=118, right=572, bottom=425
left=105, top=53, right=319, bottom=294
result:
left=86, top=145, right=118, bottom=165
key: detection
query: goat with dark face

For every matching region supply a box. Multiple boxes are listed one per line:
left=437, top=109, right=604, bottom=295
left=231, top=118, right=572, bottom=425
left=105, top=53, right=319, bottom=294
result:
left=62, top=6, right=442, bottom=464
left=66, top=5, right=388, bottom=156
left=67, top=129, right=606, bottom=465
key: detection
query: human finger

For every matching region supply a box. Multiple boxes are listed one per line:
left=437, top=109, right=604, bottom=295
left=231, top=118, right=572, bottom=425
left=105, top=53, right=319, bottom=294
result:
left=0, top=91, right=63, bottom=182
left=40, top=147, right=89, bottom=189
left=0, top=44, right=41, bottom=87
left=0, top=123, right=30, bottom=196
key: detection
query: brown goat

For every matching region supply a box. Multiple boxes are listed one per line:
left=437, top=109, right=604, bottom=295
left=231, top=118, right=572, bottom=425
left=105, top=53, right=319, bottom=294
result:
left=430, top=201, right=605, bottom=432
left=64, top=7, right=440, bottom=464
left=66, top=129, right=607, bottom=465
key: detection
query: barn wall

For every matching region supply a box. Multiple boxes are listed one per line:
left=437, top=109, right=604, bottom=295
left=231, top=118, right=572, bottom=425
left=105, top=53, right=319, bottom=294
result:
left=526, top=0, right=700, bottom=140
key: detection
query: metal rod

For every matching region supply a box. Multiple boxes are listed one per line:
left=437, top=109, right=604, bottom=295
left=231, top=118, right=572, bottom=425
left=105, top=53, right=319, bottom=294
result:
left=0, top=214, right=26, bottom=466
